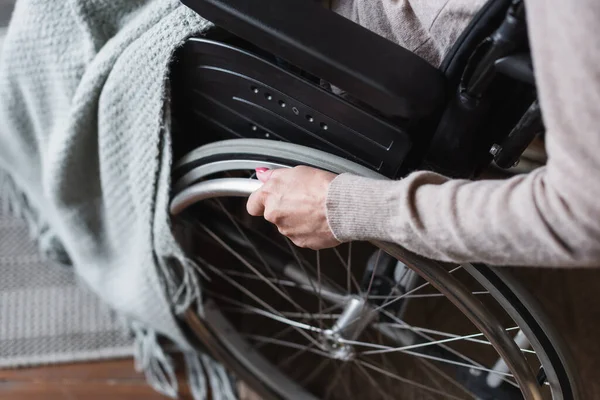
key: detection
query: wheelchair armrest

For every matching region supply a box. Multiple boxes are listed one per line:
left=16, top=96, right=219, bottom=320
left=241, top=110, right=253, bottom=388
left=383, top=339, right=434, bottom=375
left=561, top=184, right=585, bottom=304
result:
left=180, top=0, right=446, bottom=119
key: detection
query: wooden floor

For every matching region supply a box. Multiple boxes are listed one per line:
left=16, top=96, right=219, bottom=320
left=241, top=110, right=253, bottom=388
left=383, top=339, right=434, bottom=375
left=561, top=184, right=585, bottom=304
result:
left=0, top=359, right=192, bottom=400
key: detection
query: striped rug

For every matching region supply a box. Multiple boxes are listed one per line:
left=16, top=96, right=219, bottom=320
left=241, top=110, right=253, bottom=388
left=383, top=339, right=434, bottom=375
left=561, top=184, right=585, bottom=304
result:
left=0, top=204, right=133, bottom=368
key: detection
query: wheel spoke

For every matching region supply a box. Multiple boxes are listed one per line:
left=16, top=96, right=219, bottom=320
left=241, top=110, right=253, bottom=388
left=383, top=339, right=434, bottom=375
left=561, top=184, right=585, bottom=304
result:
left=361, top=329, right=525, bottom=356
left=222, top=307, right=341, bottom=320
left=323, top=363, right=349, bottom=400
left=284, top=238, right=326, bottom=297
left=277, top=342, right=319, bottom=370
left=219, top=269, right=299, bottom=286
left=357, top=359, right=469, bottom=400
left=374, top=323, right=534, bottom=353
left=415, top=358, right=449, bottom=394
left=200, top=224, right=309, bottom=314
left=374, top=308, right=519, bottom=388
left=219, top=268, right=347, bottom=303
left=332, top=245, right=362, bottom=295
left=363, top=249, right=382, bottom=302
left=317, top=250, right=324, bottom=332
left=353, top=360, right=395, bottom=400
left=419, top=358, right=478, bottom=399
left=203, top=290, right=323, bottom=333
left=347, top=243, right=352, bottom=294
left=298, top=358, right=330, bottom=386
left=199, top=257, right=325, bottom=349
left=206, top=290, right=342, bottom=317
left=397, top=349, right=515, bottom=380
left=372, top=265, right=463, bottom=313
left=339, top=362, right=354, bottom=399
left=215, top=213, right=342, bottom=292
left=255, top=325, right=295, bottom=350
left=245, top=334, right=330, bottom=357
left=367, top=330, right=396, bottom=395
left=366, top=291, right=490, bottom=300
left=216, top=199, right=282, bottom=286
left=331, top=265, right=464, bottom=337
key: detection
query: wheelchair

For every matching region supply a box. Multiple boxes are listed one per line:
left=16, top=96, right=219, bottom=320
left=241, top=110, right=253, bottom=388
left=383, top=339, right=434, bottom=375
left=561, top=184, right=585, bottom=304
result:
left=167, top=0, right=579, bottom=398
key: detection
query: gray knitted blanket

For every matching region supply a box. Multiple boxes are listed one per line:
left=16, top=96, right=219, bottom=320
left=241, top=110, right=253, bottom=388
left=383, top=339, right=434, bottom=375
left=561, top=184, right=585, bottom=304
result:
left=0, top=1, right=234, bottom=398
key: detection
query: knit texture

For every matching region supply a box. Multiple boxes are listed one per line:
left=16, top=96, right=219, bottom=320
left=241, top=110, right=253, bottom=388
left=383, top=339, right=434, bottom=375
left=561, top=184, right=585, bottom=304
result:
left=331, top=0, right=487, bottom=67
left=328, top=0, right=600, bottom=267
left=0, top=1, right=234, bottom=398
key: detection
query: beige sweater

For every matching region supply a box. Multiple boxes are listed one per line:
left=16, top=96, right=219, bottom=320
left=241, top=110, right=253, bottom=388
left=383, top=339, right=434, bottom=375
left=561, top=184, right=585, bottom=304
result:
left=327, top=0, right=600, bottom=267
left=331, top=0, right=487, bottom=67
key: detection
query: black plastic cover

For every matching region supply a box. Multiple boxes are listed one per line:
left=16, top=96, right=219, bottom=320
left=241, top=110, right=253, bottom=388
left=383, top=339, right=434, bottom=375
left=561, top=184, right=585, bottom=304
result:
left=180, top=0, right=446, bottom=119
left=171, top=38, right=413, bottom=177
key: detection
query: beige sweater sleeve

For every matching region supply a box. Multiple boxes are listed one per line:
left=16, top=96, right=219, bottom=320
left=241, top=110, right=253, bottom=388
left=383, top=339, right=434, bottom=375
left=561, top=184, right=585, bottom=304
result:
left=326, top=0, right=600, bottom=267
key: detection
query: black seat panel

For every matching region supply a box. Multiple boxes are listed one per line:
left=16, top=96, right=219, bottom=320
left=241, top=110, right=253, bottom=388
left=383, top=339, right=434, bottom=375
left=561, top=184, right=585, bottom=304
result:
left=180, top=0, right=446, bottom=120
left=173, top=38, right=412, bottom=177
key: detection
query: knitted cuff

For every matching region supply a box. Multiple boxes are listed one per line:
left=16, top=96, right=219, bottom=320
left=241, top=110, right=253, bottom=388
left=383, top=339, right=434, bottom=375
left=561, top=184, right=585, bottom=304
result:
left=325, top=173, right=394, bottom=242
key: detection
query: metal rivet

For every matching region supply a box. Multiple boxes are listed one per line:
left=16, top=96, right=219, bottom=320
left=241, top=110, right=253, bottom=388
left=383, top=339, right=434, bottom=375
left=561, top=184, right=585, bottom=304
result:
left=306, top=115, right=314, bottom=122
left=279, top=100, right=286, bottom=108
left=489, top=144, right=502, bottom=156
left=265, top=93, right=273, bottom=101
left=251, top=86, right=259, bottom=94
left=321, top=123, right=328, bottom=130
left=251, top=125, right=258, bottom=131
left=265, top=133, right=270, bottom=138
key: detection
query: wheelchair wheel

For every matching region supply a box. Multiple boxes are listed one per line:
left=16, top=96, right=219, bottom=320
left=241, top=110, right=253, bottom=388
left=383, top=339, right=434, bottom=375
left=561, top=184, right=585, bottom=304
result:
left=171, top=139, right=579, bottom=400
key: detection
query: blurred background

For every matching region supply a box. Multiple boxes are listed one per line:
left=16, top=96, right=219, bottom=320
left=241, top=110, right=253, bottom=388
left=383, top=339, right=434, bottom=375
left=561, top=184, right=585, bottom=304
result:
left=0, top=0, right=12, bottom=27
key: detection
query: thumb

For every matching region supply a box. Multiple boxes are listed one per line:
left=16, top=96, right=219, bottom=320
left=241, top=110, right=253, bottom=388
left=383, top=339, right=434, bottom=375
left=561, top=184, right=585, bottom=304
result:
left=255, top=168, right=273, bottom=183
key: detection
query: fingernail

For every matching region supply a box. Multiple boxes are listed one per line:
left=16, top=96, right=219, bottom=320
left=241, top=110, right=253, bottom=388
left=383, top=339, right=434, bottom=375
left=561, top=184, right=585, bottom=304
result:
left=255, top=168, right=272, bottom=183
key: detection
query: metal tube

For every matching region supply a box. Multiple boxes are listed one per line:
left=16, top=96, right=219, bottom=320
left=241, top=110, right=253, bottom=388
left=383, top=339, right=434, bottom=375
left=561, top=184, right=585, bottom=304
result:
left=330, top=297, right=377, bottom=341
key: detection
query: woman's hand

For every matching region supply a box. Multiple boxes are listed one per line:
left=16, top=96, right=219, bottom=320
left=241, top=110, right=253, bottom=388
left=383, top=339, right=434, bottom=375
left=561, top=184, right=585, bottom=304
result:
left=246, top=166, right=340, bottom=250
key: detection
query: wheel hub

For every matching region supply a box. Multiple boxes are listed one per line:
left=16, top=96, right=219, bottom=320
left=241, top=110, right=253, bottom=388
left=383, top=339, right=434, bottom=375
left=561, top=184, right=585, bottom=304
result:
left=320, top=296, right=378, bottom=361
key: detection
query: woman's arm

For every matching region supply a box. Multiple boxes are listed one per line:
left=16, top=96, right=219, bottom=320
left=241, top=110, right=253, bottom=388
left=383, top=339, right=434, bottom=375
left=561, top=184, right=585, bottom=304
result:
left=327, top=0, right=600, bottom=266
left=247, top=0, right=600, bottom=266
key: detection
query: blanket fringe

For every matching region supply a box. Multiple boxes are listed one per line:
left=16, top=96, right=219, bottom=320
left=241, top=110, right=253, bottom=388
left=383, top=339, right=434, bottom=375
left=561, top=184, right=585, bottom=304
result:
left=2, top=170, right=236, bottom=399
left=0, top=169, right=72, bottom=266
left=201, top=354, right=238, bottom=400
left=131, top=320, right=179, bottom=398
left=166, top=217, right=212, bottom=316
left=0, top=169, right=38, bottom=231
left=185, top=352, right=208, bottom=400
left=130, top=320, right=237, bottom=400
left=171, top=255, right=206, bottom=315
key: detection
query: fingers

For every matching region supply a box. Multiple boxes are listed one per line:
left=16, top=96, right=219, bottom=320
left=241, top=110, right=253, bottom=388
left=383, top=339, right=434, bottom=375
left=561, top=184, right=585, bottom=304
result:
left=247, top=167, right=308, bottom=218
left=246, top=188, right=267, bottom=216
left=248, top=168, right=272, bottom=215
left=256, top=168, right=274, bottom=183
